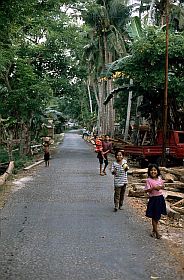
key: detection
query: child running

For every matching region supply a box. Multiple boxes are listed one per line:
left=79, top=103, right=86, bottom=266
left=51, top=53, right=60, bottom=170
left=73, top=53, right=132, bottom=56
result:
left=144, top=164, right=167, bottom=239
left=111, top=150, right=129, bottom=212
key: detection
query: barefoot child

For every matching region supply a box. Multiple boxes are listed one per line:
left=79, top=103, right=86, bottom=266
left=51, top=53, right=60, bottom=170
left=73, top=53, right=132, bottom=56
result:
left=144, top=164, right=167, bottom=239
left=95, top=135, right=104, bottom=155
left=111, top=150, right=129, bottom=212
left=43, top=137, right=50, bottom=167
left=101, top=135, right=112, bottom=175
left=95, top=135, right=105, bottom=175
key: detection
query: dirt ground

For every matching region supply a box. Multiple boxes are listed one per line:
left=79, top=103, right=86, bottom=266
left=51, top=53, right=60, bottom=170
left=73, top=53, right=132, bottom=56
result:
left=107, top=153, right=184, bottom=273
left=126, top=175, right=184, bottom=274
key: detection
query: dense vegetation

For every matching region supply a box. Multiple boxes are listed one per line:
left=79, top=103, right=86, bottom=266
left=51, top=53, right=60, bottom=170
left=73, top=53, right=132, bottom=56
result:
left=0, top=0, right=184, bottom=163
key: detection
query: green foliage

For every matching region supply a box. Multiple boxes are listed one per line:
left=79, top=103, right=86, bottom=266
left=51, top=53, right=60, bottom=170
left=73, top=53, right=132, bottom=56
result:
left=1, top=0, right=183, bottom=141
left=0, top=147, right=9, bottom=164
left=126, top=16, right=143, bottom=40
left=106, top=27, right=184, bottom=129
left=129, top=29, right=184, bottom=104
left=0, top=0, right=89, bottom=144
left=0, top=146, right=34, bottom=173
left=13, top=153, right=34, bottom=173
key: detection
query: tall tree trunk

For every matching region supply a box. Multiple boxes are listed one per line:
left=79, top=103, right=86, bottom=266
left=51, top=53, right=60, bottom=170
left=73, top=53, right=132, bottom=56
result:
left=87, top=78, right=93, bottom=114
left=0, top=115, right=2, bottom=145
left=7, top=132, right=13, bottom=161
left=101, top=32, right=108, bottom=135
left=101, top=81, right=106, bottom=135
left=148, top=0, right=155, bottom=25
left=19, top=121, right=25, bottom=156
left=107, top=52, right=114, bottom=136
left=92, top=80, right=100, bottom=133
left=124, top=79, right=133, bottom=141
left=23, top=118, right=33, bottom=155
left=97, top=82, right=104, bottom=135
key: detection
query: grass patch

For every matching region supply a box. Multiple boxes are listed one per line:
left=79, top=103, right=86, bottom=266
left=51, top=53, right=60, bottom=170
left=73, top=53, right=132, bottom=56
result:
left=0, top=146, right=42, bottom=174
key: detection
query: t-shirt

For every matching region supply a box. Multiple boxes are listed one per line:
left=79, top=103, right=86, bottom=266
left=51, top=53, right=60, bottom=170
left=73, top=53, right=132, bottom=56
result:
left=111, top=159, right=128, bottom=187
left=102, top=141, right=112, bottom=153
left=144, top=177, right=164, bottom=197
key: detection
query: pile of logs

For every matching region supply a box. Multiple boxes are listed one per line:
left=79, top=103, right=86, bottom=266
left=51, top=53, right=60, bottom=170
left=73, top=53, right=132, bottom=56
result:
left=111, top=138, right=132, bottom=153
left=128, top=166, right=184, bottom=219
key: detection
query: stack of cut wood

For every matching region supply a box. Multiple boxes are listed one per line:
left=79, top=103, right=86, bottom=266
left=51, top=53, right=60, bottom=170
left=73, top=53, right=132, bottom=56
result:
left=128, top=166, right=184, bottom=219
left=111, top=138, right=133, bottom=153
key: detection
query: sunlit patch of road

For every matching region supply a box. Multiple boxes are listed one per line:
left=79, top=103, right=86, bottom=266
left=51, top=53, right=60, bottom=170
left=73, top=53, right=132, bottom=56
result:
left=12, top=176, right=33, bottom=192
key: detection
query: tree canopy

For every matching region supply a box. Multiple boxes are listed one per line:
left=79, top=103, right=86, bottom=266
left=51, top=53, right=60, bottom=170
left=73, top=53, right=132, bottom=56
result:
left=0, top=0, right=184, bottom=159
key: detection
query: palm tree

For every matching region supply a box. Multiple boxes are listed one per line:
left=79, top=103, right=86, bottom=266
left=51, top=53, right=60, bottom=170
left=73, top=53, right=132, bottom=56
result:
left=82, top=0, right=131, bottom=135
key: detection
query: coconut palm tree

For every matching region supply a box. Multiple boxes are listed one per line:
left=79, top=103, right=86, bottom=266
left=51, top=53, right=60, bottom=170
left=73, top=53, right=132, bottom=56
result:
left=82, top=0, right=131, bottom=135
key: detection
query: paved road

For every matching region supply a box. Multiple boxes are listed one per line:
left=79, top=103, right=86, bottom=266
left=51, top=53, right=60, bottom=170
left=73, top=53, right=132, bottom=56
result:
left=0, top=131, right=183, bottom=280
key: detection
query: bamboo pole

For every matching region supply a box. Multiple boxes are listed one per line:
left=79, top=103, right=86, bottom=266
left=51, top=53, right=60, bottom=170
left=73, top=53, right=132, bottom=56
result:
left=162, top=0, right=169, bottom=166
left=124, top=79, right=133, bottom=141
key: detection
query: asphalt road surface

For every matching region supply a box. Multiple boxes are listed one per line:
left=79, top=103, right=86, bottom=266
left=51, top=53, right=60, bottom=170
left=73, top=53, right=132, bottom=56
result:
left=0, top=131, right=183, bottom=280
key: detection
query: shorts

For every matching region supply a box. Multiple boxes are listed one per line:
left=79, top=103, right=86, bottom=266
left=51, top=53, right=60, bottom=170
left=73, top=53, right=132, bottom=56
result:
left=97, top=152, right=108, bottom=166
left=44, top=152, right=50, bottom=161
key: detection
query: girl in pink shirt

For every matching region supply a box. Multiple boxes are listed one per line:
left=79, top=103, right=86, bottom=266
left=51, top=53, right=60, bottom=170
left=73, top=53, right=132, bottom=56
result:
left=144, top=164, right=167, bottom=239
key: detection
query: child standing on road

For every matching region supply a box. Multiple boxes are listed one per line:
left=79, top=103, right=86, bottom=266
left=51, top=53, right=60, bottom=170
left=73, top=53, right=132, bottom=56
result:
left=144, top=164, right=167, bottom=239
left=95, top=135, right=105, bottom=158
left=94, top=135, right=106, bottom=176
left=111, top=150, right=129, bottom=212
left=101, top=134, right=112, bottom=175
left=43, top=137, right=50, bottom=167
